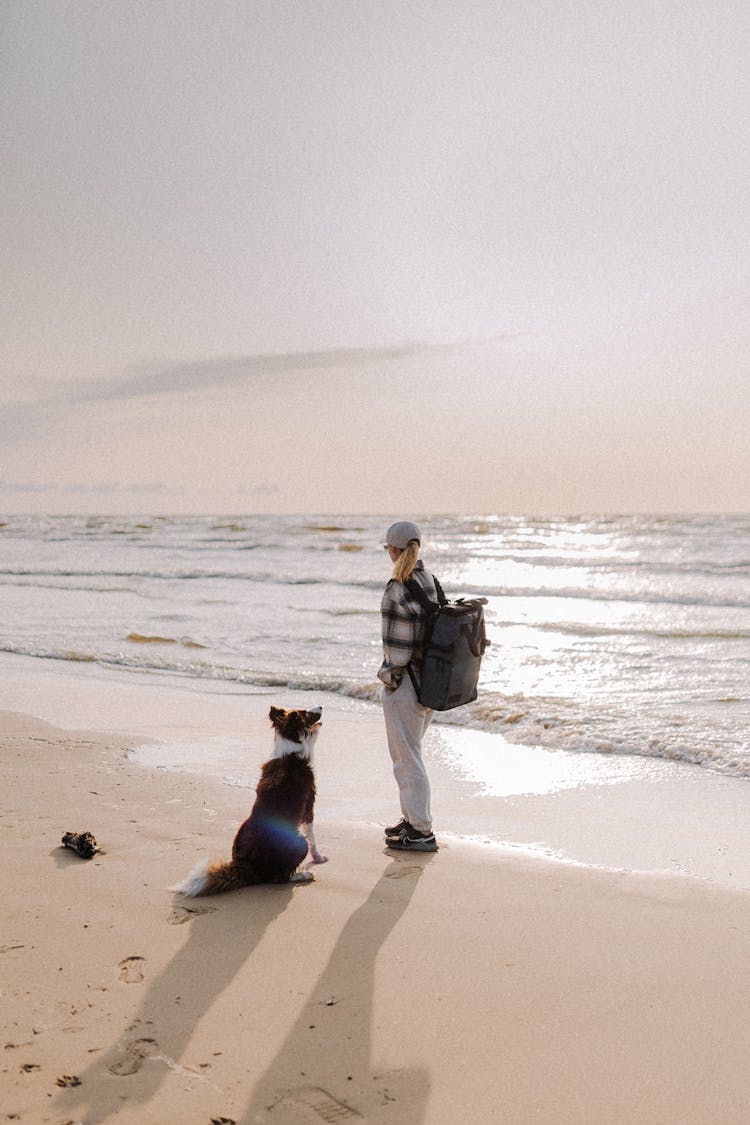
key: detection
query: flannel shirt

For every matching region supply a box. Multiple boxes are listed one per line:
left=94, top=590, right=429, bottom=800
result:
left=378, top=560, right=438, bottom=690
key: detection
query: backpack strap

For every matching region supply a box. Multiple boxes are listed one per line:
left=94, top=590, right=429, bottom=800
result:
left=404, top=574, right=445, bottom=700
left=405, top=573, right=446, bottom=610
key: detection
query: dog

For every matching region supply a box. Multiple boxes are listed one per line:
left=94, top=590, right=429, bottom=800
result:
left=172, top=705, right=326, bottom=896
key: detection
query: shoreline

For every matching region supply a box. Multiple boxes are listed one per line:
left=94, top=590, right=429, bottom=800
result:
left=2, top=651, right=749, bottom=890
left=2, top=705, right=750, bottom=1123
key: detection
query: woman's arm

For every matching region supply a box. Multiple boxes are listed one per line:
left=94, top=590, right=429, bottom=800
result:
left=378, top=581, right=419, bottom=689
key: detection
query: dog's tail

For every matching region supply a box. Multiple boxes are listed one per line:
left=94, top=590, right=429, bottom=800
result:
left=170, top=857, right=247, bottom=897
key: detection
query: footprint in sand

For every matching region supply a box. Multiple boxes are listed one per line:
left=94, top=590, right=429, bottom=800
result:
left=167, top=903, right=218, bottom=925
left=385, top=864, right=422, bottom=879
left=118, top=956, right=146, bottom=983
left=108, top=1037, right=158, bottom=1077
left=270, top=1086, right=361, bottom=1121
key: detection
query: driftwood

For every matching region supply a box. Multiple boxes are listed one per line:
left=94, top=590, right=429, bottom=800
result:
left=61, top=831, right=100, bottom=859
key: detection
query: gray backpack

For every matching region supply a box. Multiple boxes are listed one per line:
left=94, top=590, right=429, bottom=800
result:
left=406, top=575, right=490, bottom=711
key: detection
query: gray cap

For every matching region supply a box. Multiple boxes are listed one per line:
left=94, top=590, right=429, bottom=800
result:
left=385, top=520, right=422, bottom=549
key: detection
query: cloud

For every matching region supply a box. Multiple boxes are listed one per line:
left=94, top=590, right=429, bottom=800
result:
left=56, top=335, right=519, bottom=406
left=81, top=343, right=429, bottom=403
left=124, top=481, right=178, bottom=495
left=2, top=338, right=520, bottom=448
left=0, top=481, right=62, bottom=494
left=1, top=479, right=182, bottom=497
left=236, top=481, right=281, bottom=497
left=0, top=344, right=427, bottom=446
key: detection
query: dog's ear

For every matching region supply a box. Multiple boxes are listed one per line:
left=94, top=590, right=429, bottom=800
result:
left=269, top=706, right=286, bottom=727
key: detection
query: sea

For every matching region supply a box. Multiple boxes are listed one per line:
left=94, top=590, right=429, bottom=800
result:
left=1, top=512, right=748, bottom=781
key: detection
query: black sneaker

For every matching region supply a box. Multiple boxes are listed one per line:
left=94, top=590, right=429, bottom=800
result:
left=386, top=828, right=438, bottom=852
left=384, top=818, right=413, bottom=838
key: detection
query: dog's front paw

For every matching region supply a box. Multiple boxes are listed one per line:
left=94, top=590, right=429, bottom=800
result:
left=310, top=851, right=328, bottom=865
left=291, top=870, right=315, bottom=885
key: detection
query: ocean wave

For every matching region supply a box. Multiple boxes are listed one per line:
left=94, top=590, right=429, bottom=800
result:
left=469, top=584, right=750, bottom=610
left=437, top=694, right=750, bottom=779
left=0, top=641, right=373, bottom=695
left=0, top=566, right=377, bottom=587
left=2, top=566, right=749, bottom=610
left=0, top=577, right=149, bottom=597
left=3, top=642, right=748, bottom=780
left=0, top=567, right=257, bottom=581
left=451, top=550, right=750, bottom=577
left=493, top=620, right=750, bottom=641
left=293, top=606, right=376, bottom=618
left=125, top=633, right=206, bottom=648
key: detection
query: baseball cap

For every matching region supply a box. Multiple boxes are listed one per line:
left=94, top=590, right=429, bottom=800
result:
left=385, top=521, right=422, bottom=549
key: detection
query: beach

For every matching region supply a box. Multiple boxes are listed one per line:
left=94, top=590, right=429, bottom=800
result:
left=3, top=657, right=750, bottom=1124
left=6, top=0, right=750, bottom=1114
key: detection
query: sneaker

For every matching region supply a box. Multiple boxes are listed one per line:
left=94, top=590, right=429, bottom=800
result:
left=386, top=828, right=438, bottom=852
left=384, top=818, right=413, bottom=838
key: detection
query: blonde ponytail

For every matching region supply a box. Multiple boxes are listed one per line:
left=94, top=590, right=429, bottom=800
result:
left=392, top=540, right=420, bottom=584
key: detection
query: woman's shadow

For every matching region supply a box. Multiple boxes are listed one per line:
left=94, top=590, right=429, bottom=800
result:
left=60, top=883, right=296, bottom=1125
left=240, top=852, right=434, bottom=1124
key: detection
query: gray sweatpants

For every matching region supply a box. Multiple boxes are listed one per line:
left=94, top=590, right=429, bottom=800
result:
left=381, top=674, right=434, bottom=834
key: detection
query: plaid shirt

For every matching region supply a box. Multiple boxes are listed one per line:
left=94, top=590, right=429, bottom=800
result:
left=378, top=560, right=438, bottom=689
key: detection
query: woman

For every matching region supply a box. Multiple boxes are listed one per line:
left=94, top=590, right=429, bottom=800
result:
left=378, top=520, right=439, bottom=852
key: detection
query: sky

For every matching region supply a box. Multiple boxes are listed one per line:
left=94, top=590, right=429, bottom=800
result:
left=2, top=0, right=749, bottom=515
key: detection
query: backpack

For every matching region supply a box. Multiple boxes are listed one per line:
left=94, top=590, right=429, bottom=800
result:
left=405, top=574, right=490, bottom=711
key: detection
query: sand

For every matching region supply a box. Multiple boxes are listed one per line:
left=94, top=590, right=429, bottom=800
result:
left=2, top=675, right=750, bottom=1124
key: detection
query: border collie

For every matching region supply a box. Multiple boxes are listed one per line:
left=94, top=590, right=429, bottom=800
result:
left=172, top=705, right=326, bottom=896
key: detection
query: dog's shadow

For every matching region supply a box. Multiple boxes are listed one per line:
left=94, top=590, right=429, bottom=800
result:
left=240, top=853, right=434, bottom=1123
left=60, top=852, right=434, bottom=1124
left=60, top=883, right=296, bottom=1124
